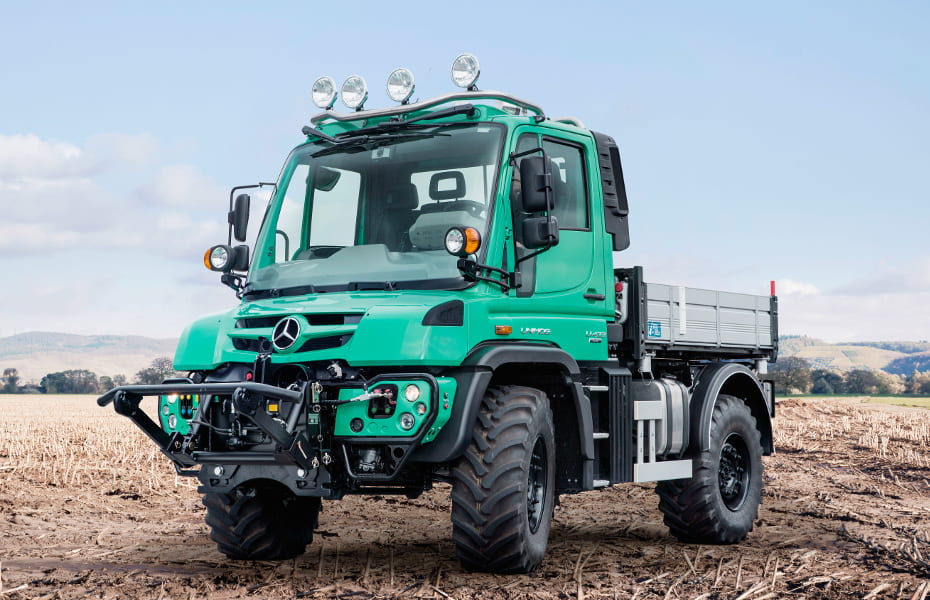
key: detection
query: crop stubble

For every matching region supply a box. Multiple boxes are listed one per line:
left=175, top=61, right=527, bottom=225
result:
left=2, top=394, right=930, bottom=599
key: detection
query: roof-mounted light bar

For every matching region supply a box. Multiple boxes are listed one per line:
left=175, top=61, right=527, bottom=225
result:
left=306, top=54, right=551, bottom=125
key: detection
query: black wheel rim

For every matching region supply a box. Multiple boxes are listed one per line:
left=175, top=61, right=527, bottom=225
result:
left=719, top=433, right=751, bottom=510
left=527, top=437, right=548, bottom=534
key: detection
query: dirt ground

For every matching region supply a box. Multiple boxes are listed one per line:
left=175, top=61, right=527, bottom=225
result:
left=3, top=395, right=930, bottom=599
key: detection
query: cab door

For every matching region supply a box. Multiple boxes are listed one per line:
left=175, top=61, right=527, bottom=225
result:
left=508, top=127, right=607, bottom=309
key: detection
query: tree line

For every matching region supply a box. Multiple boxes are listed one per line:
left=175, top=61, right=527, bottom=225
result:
left=1, top=357, right=180, bottom=394
left=769, top=356, right=930, bottom=396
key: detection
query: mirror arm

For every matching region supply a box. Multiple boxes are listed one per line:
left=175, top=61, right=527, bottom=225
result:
left=220, top=273, right=245, bottom=298
left=456, top=259, right=512, bottom=292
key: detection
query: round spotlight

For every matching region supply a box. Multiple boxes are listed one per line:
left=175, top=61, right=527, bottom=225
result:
left=386, top=68, right=416, bottom=104
left=341, top=75, right=369, bottom=110
left=451, top=53, right=480, bottom=89
left=311, top=76, right=337, bottom=109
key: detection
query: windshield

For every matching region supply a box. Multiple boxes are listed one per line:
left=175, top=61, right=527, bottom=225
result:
left=247, top=123, right=505, bottom=294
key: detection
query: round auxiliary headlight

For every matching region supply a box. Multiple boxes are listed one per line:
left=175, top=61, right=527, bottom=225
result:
left=444, top=228, right=465, bottom=255
left=399, top=412, right=416, bottom=431
left=444, top=227, right=481, bottom=256
left=341, top=75, right=369, bottom=110
left=205, top=245, right=231, bottom=271
left=167, top=414, right=177, bottom=430
left=386, top=68, right=415, bottom=104
left=451, top=53, right=480, bottom=89
left=311, top=76, right=337, bottom=109
left=414, top=402, right=427, bottom=416
left=404, top=384, right=420, bottom=402
left=161, top=404, right=170, bottom=416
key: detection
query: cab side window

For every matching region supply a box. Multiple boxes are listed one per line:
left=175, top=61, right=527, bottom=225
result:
left=542, top=140, right=589, bottom=230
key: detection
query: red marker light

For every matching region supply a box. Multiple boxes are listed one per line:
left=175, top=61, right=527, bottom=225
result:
left=245, top=372, right=253, bottom=381
left=770, top=281, right=776, bottom=297
left=615, top=281, right=625, bottom=293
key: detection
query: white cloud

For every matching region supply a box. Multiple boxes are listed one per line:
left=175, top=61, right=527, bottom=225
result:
left=0, top=134, right=98, bottom=179
left=0, top=132, right=224, bottom=257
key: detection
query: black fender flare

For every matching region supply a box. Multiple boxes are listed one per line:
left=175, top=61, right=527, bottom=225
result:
left=690, top=363, right=774, bottom=455
left=411, top=344, right=591, bottom=464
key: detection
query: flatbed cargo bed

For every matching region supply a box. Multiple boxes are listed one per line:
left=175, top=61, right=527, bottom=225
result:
left=612, top=267, right=778, bottom=362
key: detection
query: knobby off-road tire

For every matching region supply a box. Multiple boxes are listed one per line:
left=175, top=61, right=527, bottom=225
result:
left=656, top=394, right=763, bottom=544
left=203, top=483, right=321, bottom=560
left=450, top=385, right=556, bottom=574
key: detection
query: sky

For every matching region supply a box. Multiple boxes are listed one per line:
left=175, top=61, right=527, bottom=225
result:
left=0, top=1, right=928, bottom=343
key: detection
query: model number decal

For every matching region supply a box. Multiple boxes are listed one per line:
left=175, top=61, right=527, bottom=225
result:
left=647, top=321, right=662, bottom=338
left=521, top=327, right=551, bottom=335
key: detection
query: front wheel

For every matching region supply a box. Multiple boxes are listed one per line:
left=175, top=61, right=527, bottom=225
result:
left=656, top=394, right=763, bottom=543
left=450, top=385, right=555, bottom=574
left=203, top=483, right=320, bottom=560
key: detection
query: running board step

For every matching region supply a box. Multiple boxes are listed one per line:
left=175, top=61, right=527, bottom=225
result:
left=584, top=385, right=609, bottom=392
left=593, top=432, right=609, bottom=440
left=633, top=459, right=692, bottom=483
left=593, top=479, right=610, bottom=488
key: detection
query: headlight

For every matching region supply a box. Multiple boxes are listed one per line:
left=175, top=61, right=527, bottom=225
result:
left=404, top=384, right=421, bottom=402
left=386, top=68, right=415, bottom=104
left=341, top=75, right=369, bottom=110
left=444, top=226, right=481, bottom=256
left=414, top=402, right=427, bottom=416
left=451, top=53, right=480, bottom=89
left=167, top=414, right=177, bottom=430
left=399, top=412, right=416, bottom=431
left=311, top=76, right=337, bottom=109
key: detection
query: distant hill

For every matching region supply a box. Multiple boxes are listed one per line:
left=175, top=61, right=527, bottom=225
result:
left=778, top=335, right=929, bottom=373
left=0, top=332, right=178, bottom=383
left=884, top=353, right=930, bottom=375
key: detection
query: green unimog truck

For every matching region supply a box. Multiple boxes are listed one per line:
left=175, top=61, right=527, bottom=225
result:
left=99, top=54, right=778, bottom=574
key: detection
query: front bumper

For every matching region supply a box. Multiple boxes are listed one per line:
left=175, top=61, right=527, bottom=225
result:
left=97, top=376, right=440, bottom=485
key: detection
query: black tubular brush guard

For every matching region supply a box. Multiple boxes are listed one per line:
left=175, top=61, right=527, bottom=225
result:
left=97, top=381, right=315, bottom=474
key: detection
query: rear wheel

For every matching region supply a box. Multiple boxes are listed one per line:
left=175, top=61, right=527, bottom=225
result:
left=656, top=394, right=763, bottom=543
left=450, top=385, right=555, bottom=574
left=203, top=483, right=320, bottom=560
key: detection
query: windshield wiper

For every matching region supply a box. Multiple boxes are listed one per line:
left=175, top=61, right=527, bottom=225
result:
left=337, top=104, right=477, bottom=138
left=310, top=131, right=449, bottom=158
left=300, top=125, right=338, bottom=143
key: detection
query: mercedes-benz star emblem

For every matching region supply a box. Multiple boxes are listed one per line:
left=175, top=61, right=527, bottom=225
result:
left=272, top=317, right=301, bottom=351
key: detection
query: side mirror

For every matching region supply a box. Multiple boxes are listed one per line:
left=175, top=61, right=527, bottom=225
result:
left=230, top=194, right=250, bottom=242
left=522, top=216, right=559, bottom=249
left=520, top=156, right=556, bottom=213
left=204, top=244, right=250, bottom=272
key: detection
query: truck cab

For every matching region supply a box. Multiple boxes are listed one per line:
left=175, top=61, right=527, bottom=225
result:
left=100, top=56, right=777, bottom=574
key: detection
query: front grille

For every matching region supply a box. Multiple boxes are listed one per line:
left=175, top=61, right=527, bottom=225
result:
left=297, top=334, right=352, bottom=353
left=232, top=334, right=352, bottom=353
left=236, top=313, right=363, bottom=329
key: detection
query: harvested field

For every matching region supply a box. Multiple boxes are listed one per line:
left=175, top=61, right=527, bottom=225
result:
left=3, top=394, right=930, bottom=599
